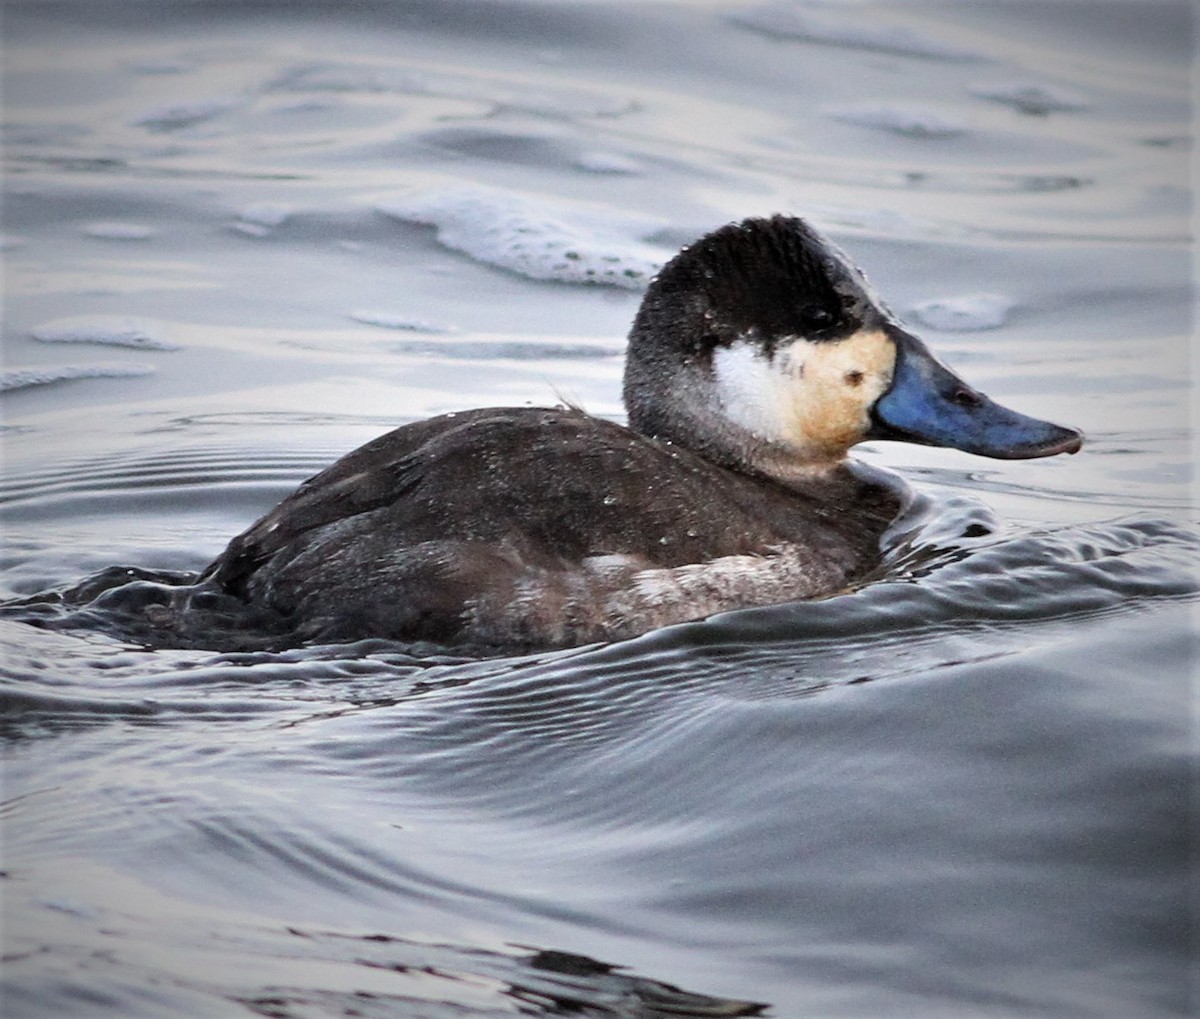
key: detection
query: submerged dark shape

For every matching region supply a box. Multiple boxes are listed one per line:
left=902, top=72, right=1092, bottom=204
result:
left=21, top=215, right=1083, bottom=651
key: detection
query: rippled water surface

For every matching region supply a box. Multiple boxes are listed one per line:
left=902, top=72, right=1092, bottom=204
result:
left=2, top=1, right=1197, bottom=1016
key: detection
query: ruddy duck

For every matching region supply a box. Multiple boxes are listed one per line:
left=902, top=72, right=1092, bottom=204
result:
left=201, top=215, right=1081, bottom=648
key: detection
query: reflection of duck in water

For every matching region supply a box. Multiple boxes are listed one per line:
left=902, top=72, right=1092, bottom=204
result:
left=203, top=215, right=1082, bottom=648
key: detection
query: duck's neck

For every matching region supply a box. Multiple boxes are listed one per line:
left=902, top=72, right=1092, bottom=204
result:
left=624, top=354, right=855, bottom=493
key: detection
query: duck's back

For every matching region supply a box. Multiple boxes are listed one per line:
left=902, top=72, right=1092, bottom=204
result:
left=203, top=407, right=901, bottom=647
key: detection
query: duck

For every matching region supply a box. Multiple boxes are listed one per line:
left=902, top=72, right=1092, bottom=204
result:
left=199, top=215, right=1082, bottom=649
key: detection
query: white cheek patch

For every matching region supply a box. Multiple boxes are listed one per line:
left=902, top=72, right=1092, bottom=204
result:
left=711, top=341, right=798, bottom=444
left=712, top=329, right=896, bottom=459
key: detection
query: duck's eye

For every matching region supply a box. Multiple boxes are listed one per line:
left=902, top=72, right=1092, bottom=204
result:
left=844, top=370, right=864, bottom=387
left=799, top=304, right=835, bottom=331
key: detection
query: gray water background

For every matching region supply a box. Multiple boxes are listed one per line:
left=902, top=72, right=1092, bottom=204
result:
left=2, top=1, right=1197, bottom=1016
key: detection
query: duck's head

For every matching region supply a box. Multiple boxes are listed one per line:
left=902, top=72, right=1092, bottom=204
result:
left=623, top=215, right=1082, bottom=481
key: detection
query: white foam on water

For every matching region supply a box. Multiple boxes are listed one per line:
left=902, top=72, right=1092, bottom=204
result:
left=1, top=363, right=155, bottom=392
left=829, top=103, right=966, bottom=139
left=83, top=222, right=158, bottom=241
left=728, top=4, right=980, bottom=60
left=376, top=185, right=669, bottom=289
left=31, top=316, right=181, bottom=351
left=969, top=81, right=1089, bottom=115
left=349, top=311, right=455, bottom=333
left=910, top=293, right=1015, bottom=331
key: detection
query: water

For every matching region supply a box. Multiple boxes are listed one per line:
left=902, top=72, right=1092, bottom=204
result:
left=2, top=1, right=1197, bottom=1015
